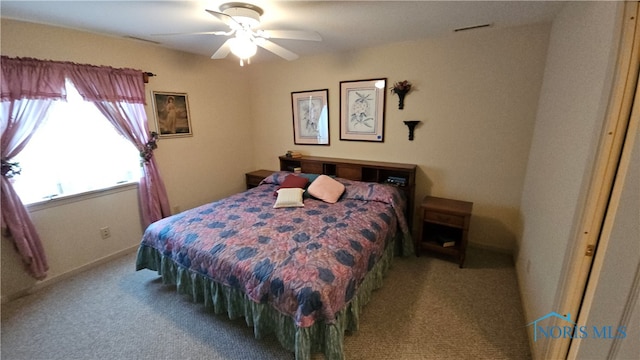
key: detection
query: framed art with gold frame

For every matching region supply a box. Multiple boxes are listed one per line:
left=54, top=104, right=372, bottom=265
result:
left=152, top=91, right=192, bottom=138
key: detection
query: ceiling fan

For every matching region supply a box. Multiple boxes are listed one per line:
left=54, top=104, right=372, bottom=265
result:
left=155, top=2, right=322, bottom=66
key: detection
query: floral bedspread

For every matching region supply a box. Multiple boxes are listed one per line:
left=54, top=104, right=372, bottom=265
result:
left=138, top=172, right=410, bottom=328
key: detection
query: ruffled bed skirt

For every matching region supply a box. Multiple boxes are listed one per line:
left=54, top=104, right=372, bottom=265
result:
left=136, top=233, right=412, bottom=360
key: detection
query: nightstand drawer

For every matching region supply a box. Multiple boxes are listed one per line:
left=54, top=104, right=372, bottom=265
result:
left=424, top=212, right=465, bottom=228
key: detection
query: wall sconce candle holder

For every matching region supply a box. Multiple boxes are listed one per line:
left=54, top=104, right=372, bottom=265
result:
left=395, top=90, right=408, bottom=109
left=403, top=120, right=421, bottom=141
left=390, top=80, right=412, bottom=110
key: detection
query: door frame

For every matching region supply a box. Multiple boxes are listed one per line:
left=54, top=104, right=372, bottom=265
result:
left=567, top=54, right=640, bottom=358
left=545, top=2, right=640, bottom=358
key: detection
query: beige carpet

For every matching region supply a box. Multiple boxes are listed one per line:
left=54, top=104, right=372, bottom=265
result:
left=1, top=247, right=531, bottom=359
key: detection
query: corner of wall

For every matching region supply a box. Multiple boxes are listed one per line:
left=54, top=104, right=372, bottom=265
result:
left=1, top=235, right=38, bottom=302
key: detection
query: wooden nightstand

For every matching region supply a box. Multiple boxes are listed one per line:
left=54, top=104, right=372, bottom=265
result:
left=245, top=169, right=276, bottom=189
left=417, top=196, right=473, bottom=268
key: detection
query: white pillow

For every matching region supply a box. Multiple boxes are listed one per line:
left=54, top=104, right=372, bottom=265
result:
left=306, top=174, right=345, bottom=203
left=273, top=188, right=305, bottom=208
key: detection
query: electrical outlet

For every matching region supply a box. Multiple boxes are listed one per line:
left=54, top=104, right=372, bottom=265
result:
left=100, top=226, right=111, bottom=239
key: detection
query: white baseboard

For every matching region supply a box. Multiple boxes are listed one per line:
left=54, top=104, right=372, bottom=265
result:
left=468, top=241, right=514, bottom=256
left=1, top=245, right=139, bottom=304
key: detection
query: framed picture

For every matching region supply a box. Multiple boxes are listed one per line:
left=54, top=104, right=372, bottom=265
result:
left=291, top=89, right=329, bottom=145
left=152, top=91, right=192, bottom=138
left=340, top=78, right=387, bottom=142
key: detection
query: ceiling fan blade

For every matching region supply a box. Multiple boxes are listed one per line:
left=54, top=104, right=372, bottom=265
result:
left=151, top=30, right=233, bottom=36
left=205, top=9, right=238, bottom=27
left=257, top=39, right=299, bottom=61
left=260, top=30, right=322, bottom=42
left=211, top=38, right=233, bottom=59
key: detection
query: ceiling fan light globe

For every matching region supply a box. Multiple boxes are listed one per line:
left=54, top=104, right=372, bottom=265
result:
left=229, top=37, right=257, bottom=59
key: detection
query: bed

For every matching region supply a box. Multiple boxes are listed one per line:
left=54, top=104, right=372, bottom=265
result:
left=136, top=164, right=415, bottom=359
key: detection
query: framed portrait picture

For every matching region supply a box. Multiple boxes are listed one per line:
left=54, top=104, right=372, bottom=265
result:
left=291, top=89, right=329, bottom=145
left=152, top=91, right=192, bottom=138
left=339, top=78, right=387, bottom=142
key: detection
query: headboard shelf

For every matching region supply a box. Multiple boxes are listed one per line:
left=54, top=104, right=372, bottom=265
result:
left=279, top=155, right=417, bottom=225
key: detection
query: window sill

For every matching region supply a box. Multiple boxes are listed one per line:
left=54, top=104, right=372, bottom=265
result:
left=26, top=182, right=139, bottom=213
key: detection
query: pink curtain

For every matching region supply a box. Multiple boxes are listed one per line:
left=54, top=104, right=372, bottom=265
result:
left=1, top=56, right=172, bottom=279
left=1, top=57, right=68, bottom=279
left=66, top=64, right=171, bottom=227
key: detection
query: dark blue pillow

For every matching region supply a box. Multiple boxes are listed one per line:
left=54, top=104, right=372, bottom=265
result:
left=298, top=173, right=320, bottom=183
left=298, top=173, right=320, bottom=198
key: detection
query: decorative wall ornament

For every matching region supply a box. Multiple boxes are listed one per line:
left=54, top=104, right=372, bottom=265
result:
left=390, top=80, right=412, bottom=109
left=403, top=120, right=421, bottom=141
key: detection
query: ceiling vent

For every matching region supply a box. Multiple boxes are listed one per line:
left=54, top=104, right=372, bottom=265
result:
left=124, top=36, right=161, bottom=44
left=454, top=23, right=492, bottom=32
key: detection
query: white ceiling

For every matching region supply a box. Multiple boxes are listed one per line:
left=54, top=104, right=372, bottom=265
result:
left=1, top=1, right=565, bottom=64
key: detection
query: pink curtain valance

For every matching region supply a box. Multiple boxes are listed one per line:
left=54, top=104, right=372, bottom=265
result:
left=0, top=56, right=67, bottom=101
left=67, top=64, right=146, bottom=104
left=0, top=56, right=146, bottom=104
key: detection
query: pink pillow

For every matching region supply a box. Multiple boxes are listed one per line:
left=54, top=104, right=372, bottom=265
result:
left=307, top=175, right=345, bottom=203
left=274, top=174, right=309, bottom=196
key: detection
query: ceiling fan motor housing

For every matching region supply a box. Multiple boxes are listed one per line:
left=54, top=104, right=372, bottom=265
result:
left=206, top=2, right=317, bottom=63
left=220, top=2, right=263, bottom=28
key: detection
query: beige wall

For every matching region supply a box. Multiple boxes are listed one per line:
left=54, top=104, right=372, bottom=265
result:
left=1, top=18, right=551, bottom=299
left=249, top=23, right=551, bottom=250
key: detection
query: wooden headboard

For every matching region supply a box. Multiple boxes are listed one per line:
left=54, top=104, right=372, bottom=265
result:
left=279, top=155, right=417, bottom=226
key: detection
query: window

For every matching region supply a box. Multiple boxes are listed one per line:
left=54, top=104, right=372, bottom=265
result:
left=12, top=81, right=142, bottom=205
